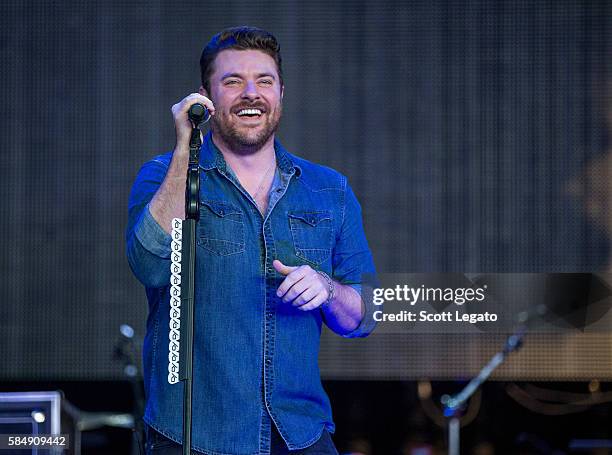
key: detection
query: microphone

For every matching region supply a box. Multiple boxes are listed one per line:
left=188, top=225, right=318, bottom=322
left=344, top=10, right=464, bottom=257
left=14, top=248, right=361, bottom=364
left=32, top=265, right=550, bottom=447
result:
left=188, top=103, right=210, bottom=126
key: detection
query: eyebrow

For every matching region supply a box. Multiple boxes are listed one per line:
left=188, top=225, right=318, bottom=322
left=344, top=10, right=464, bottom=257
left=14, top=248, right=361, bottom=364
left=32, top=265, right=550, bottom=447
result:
left=221, top=72, right=277, bottom=80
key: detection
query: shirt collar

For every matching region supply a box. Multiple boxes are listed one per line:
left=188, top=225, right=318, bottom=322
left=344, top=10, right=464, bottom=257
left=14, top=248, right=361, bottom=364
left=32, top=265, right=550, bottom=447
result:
left=198, top=131, right=302, bottom=177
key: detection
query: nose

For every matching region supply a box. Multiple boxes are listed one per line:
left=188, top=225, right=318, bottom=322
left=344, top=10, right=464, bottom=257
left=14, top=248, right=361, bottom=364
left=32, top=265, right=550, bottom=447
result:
left=241, top=80, right=260, bottom=100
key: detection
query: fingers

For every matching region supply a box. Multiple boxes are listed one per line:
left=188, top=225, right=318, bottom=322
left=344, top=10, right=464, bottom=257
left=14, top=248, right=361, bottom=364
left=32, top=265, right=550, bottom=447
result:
left=171, top=93, right=217, bottom=151
left=291, top=286, right=318, bottom=308
left=171, top=93, right=216, bottom=118
left=273, top=259, right=297, bottom=276
left=276, top=264, right=310, bottom=299
left=275, top=264, right=329, bottom=311
left=297, top=293, right=328, bottom=312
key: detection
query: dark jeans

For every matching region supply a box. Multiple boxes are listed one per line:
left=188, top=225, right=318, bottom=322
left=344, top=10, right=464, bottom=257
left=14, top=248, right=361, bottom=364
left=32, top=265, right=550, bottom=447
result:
left=145, top=424, right=339, bottom=455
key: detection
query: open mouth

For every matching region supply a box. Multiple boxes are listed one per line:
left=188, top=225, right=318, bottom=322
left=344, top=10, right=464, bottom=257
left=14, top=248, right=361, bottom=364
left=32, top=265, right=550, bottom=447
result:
left=235, top=108, right=265, bottom=119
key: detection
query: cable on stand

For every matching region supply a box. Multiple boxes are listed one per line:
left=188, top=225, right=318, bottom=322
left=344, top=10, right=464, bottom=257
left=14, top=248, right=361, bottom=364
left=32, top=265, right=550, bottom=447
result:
left=168, top=103, right=209, bottom=455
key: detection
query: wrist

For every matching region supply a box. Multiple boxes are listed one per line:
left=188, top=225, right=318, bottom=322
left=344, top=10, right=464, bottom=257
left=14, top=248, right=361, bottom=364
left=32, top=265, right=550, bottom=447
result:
left=172, top=144, right=190, bottom=159
left=316, top=271, right=335, bottom=310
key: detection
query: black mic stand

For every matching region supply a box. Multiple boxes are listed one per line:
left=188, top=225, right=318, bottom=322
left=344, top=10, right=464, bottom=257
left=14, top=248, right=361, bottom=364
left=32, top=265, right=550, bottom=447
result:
left=441, top=327, right=525, bottom=455
left=179, top=104, right=208, bottom=455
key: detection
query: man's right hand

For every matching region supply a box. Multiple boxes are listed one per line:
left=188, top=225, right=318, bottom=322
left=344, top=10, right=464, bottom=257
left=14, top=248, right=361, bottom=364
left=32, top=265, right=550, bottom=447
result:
left=148, top=93, right=216, bottom=233
left=171, top=93, right=215, bottom=153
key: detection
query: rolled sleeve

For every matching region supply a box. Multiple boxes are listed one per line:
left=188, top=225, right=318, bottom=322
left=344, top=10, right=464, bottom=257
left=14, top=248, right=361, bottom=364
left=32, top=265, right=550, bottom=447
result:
left=126, top=156, right=173, bottom=289
left=135, top=203, right=172, bottom=258
left=331, top=178, right=378, bottom=338
left=339, top=283, right=378, bottom=338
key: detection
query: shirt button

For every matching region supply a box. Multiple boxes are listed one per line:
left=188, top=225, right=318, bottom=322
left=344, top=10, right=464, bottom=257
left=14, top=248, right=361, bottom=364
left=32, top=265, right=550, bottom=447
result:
left=266, top=312, right=273, bottom=319
left=265, top=358, right=272, bottom=366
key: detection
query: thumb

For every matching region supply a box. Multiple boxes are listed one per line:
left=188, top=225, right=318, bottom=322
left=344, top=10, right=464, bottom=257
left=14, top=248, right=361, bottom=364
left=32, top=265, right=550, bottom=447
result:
left=273, top=259, right=298, bottom=276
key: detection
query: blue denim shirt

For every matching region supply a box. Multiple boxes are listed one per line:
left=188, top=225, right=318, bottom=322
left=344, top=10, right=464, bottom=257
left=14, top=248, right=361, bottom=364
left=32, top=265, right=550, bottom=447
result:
left=126, top=132, right=376, bottom=454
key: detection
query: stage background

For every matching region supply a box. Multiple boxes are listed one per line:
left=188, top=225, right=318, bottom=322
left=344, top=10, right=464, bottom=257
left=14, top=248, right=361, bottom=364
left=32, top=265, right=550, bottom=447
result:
left=1, top=0, right=611, bottom=381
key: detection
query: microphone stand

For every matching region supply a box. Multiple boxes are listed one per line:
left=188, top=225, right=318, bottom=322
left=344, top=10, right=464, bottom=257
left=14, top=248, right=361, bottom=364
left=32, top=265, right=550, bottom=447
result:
left=441, top=326, right=526, bottom=455
left=179, top=104, right=207, bottom=455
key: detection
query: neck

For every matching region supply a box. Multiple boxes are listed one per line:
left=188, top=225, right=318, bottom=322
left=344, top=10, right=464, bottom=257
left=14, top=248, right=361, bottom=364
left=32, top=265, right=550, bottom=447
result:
left=211, top=133, right=276, bottom=174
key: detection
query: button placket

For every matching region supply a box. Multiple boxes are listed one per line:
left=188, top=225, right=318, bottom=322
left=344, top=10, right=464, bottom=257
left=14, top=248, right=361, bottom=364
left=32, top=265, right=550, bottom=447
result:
left=261, top=167, right=295, bottom=434
left=262, top=219, right=277, bottom=409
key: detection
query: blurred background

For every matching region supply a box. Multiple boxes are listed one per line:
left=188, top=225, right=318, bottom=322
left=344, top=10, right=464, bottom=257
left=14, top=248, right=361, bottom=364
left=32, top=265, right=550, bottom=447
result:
left=1, top=0, right=611, bottom=453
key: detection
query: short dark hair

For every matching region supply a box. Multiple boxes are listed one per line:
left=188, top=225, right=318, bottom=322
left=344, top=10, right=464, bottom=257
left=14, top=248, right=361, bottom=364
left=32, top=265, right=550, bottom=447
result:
left=200, top=26, right=283, bottom=95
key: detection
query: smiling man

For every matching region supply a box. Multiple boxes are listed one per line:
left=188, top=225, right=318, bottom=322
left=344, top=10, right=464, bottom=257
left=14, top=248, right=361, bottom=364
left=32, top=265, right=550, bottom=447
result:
left=126, top=26, right=376, bottom=455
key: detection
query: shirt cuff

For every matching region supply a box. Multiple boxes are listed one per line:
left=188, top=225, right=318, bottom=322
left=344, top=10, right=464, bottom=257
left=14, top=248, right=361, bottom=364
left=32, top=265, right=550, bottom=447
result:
left=134, top=203, right=172, bottom=258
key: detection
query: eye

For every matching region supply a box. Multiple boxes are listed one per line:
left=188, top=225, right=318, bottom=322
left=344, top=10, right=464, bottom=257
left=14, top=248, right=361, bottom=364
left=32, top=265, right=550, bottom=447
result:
left=259, top=79, right=274, bottom=86
left=224, top=79, right=241, bottom=86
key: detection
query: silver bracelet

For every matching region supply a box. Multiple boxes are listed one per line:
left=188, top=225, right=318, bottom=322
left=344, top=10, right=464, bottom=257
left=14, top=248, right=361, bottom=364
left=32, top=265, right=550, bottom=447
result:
left=316, top=271, right=335, bottom=309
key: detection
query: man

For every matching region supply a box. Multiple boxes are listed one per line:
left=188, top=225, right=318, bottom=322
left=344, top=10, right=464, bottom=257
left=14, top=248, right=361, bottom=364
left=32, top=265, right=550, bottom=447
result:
left=126, top=26, right=376, bottom=454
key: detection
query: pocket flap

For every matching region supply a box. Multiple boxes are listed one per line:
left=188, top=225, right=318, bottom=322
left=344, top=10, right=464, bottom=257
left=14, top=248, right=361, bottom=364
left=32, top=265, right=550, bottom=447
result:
left=288, top=211, right=332, bottom=227
left=201, top=200, right=242, bottom=218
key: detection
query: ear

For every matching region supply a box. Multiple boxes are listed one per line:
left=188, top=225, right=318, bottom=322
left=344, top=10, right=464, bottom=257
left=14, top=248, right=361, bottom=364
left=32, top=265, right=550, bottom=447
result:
left=199, top=85, right=209, bottom=98
left=280, top=85, right=284, bottom=100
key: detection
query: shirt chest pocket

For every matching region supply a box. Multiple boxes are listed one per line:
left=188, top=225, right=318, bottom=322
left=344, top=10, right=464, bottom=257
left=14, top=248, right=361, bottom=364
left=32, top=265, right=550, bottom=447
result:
left=197, top=200, right=245, bottom=256
left=288, top=210, right=333, bottom=266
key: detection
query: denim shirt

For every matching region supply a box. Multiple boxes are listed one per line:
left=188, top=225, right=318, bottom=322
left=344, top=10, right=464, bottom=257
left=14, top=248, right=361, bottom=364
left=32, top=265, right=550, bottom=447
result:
left=126, top=132, right=376, bottom=455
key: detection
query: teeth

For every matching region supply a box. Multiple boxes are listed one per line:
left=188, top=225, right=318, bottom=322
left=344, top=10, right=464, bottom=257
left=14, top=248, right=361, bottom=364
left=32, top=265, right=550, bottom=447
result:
left=237, top=108, right=262, bottom=116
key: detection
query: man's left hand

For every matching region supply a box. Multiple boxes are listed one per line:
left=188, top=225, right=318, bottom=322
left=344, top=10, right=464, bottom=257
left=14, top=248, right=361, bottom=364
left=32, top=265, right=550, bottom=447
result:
left=273, top=259, right=330, bottom=311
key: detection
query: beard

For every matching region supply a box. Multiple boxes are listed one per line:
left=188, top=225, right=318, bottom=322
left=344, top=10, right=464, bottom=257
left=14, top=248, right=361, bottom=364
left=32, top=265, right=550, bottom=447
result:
left=210, top=102, right=282, bottom=154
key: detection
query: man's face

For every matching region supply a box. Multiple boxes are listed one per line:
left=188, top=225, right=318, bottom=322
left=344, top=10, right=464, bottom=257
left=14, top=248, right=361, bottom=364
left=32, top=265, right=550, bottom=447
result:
left=203, top=49, right=283, bottom=153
